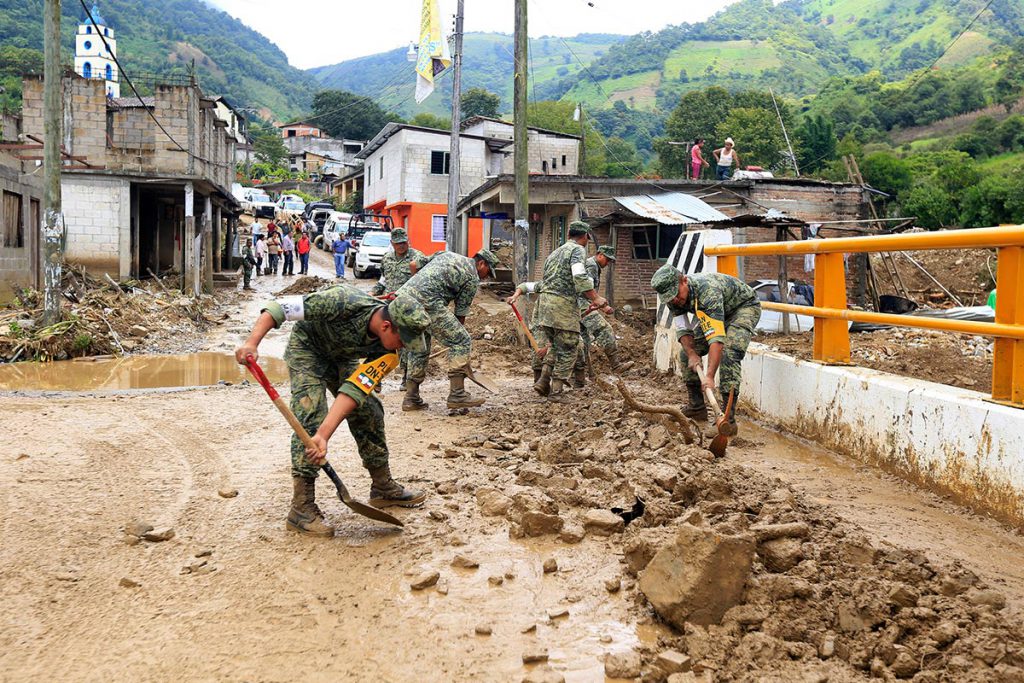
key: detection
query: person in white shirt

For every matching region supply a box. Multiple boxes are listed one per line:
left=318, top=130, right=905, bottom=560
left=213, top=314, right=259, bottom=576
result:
left=713, top=137, right=741, bottom=180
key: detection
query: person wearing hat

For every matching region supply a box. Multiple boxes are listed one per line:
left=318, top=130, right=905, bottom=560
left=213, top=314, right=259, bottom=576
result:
left=507, top=220, right=610, bottom=402
left=571, top=244, right=634, bottom=386
left=235, top=286, right=432, bottom=536
left=397, top=249, right=498, bottom=411
left=713, top=138, right=741, bottom=181
left=371, top=228, right=425, bottom=390
left=650, top=264, right=760, bottom=433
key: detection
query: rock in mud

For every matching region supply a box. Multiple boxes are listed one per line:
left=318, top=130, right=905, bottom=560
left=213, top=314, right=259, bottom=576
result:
left=543, top=557, right=558, bottom=574
left=142, top=527, right=175, bottom=542
left=476, top=487, right=513, bottom=516
left=604, top=650, right=641, bottom=679
left=475, top=624, right=492, bottom=636
left=451, top=554, right=480, bottom=569
left=758, top=537, right=803, bottom=572
left=605, top=577, right=622, bottom=593
left=657, top=650, right=692, bottom=675
left=537, top=436, right=582, bottom=464
left=521, top=666, right=564, bottom=683
left=559, top=524, right=585, bottom=544
left=583, top=509, right=624, bottom=536
left=410, top=570, right=440, bottom=590
left=124, top=521, right=154, bottom=537
left=509, top=492, right=563, bottom=536
left=929, top=621, right=959, bottom=646
left=118, top=577, right=141, bottom=588
left=217, top=488, right=239, bottom=499
left=522, top=648, right=549, bottom=664
left=547, top=607, right=569, bottom=620
left=639, top=524, right=755, bottom=628
left=488, top=575, right=504, bottom=586
left=645, top=424, right=671, bottom=450
left=966, top=588, right=1007, bottom=610
left=520, top=512, right=564, bottom=536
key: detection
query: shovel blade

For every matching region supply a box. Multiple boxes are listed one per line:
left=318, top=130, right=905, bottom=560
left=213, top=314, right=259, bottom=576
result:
left=465, top=367, right=499, bottom=393
left=709, top=434, right=729, bottom=458
left=342, top=499, right=405, bottom=527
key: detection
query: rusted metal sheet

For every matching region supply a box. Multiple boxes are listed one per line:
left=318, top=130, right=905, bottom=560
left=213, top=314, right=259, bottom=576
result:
left=614, top=192, right=728, bottom=225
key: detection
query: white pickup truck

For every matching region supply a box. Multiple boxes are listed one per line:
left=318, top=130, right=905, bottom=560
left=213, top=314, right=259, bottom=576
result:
left=241, top=188, right=275, bottom=219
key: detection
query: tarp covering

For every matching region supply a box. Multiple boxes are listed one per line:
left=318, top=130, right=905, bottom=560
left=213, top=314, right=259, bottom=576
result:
left=614, top=193, right=729, bottom=225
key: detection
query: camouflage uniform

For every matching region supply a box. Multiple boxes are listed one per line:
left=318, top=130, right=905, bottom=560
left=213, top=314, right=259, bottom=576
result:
left=657, top=271, right=761, bottom=393
left=261, top=285, right=421, bottom=478
left=574, top=255, right=617, bottom=371
left=241, top=242, right=255, bottom=290
left=370, top=232, right=424, bottom=374
left=398, top=251, right=479, bottom=382
left=532, top=240, right=594, bottom=380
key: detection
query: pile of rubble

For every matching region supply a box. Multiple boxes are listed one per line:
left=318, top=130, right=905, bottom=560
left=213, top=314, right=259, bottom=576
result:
left=439, top=376, right=1024, bottom=682
left=275, top=276, right=335, bottom=296
left=0, top=268, right=222, bottom=362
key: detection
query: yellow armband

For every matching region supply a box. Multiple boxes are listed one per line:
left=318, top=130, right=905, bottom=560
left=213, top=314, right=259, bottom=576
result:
left=696, top=310, right=726, bottom=343
left=345, top=353, right=400, bottom=395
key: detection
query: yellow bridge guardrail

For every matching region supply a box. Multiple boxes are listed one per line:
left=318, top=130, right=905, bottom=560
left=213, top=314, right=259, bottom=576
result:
left=704, top=225, right=1024, bottom=408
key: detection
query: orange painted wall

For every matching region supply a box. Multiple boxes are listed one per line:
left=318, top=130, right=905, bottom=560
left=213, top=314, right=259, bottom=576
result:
left=385, top=202, right=483, bottom=256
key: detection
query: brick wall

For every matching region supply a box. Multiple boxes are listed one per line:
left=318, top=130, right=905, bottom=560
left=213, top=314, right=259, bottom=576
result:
left=0, top=163, right=43, bottom=300
left=62, top=175, right=131, bottom=277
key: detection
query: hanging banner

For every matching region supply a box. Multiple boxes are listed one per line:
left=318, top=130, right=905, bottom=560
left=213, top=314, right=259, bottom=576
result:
left=415, top=0, right=451, bottom=103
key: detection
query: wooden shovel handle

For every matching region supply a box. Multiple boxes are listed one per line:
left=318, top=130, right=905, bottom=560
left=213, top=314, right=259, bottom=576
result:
left=245, top=355, right=317, bottom=450
left=703, top=386, right=724, bottom=420
left=508, top=301, right=540, bottom=352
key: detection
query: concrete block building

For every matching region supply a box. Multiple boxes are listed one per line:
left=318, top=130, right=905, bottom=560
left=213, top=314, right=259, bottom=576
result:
left=0, top=114, right=44, bottom=300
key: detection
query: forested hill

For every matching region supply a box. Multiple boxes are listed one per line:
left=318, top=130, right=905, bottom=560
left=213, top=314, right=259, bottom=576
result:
left=0, top=0, right=316, bottom=119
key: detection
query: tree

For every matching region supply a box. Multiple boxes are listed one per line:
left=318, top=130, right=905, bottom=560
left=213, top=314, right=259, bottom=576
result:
left=859, top=152, right=912, bottom=197
left=655, top=86, right=733, bottom=177
left=715, top=107, right=790, bottom=171
left=460, top=87, right=501, bottom=120
left=603, top=137, right=644, bottom=178
left=796, top=114, right=837, bottom=174
left=310, top=90, right=392, bottom=140
left=409, top=112, right=451, bottom=130
left=527, top=100, right=605, bottom=175
left=995, top=41, right=1024, bottom=111
left=252, top=128, right=288, bottom=169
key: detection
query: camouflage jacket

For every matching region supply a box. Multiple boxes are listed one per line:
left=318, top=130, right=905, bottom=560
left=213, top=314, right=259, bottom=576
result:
left=397, top=250, right=479, bottom=316
left=370, top=247, right=425, bottom=296
left=666, top=273, right=760, bottom=344
left=535, top=240, right=594, bottom=332
left=577, top=256, right=603, bottom=311
left=262, top=285, right=393, bottom=406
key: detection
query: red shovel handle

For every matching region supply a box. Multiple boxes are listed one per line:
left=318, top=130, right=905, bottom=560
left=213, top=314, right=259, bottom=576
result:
left=245, top=355, right=280, bottom=401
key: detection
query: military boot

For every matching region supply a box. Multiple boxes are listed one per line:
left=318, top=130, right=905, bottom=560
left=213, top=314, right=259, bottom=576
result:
left=402, top=380, right=429, bottom=411
left=683, top=381, right=708, bottom=423
left=533, top=364, right=552, bottom=397
left=368, top=465, right=427, bottom=508
left=398, top=368, right=408, bottom=392
left=285, top=476, right=335, bottom=537
left=605, top=350, right=635, bottom=373
left=548, top=378, right=572, bottom=403
left=570, top=366, right=587, bottom=389
left=447, top=367, right=486, bottom=409
left=719, top=388, right=739, bottom=437
left=533, top=368, right=542, bottom=385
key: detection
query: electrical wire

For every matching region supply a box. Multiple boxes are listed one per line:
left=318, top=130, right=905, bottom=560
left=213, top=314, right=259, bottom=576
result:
left=903, top=0, right=997, bottom=96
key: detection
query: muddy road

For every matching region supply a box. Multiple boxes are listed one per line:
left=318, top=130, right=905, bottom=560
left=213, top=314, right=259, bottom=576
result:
left=2, top=251, right=1023, bottom=682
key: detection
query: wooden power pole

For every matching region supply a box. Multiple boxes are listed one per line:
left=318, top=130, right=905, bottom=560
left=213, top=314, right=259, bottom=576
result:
left=446, top=0, right=464, bottom=254
left=512, top=0, right=529, bottom=285
left=42, top=0, right=64, bottom=326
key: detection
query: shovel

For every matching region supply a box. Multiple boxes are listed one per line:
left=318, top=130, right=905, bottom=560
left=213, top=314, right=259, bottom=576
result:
left=244, top=355, right=404, bottom=527
left=509, top=301, right=548, bottom=358
left=703, top=387, right=734, bottom=458
left=464, top=364, right=499, bottom=393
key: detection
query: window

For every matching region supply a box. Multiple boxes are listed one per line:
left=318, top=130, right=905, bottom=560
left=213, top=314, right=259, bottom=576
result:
left=105, top=64, right=112, bottom=80
left=542, top=160, right=548, bottom=174
left=531, top=221, right=543, bottom=260
left=104, top=28, right=110, bottom=37
left=550, top=216, right=565, bottom=247
left=631, top=225, right=684, bottom=261
left=552, top=157, right=558, bottom=170
left=562, top=154, right=567, bottom=167
left=431, top=215, right=447, bottom=242
left=84, top=40, right=92, bottom=50
left=86, top=26, right=92, bottom=34
left=82, top=62, right=92, bottom=79
left=379, top=158, right=384, bottom=180
left=287, top=129, right=296, bottom=138
left=430, top=150, right=450, bottom=175
left=3, top=192, right=24, bottom=248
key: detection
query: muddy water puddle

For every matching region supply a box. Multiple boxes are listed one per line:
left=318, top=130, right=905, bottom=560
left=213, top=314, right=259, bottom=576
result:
left=0, top=352, right=289, bottom=391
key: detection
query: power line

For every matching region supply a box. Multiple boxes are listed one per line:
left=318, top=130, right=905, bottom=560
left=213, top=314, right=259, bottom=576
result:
left=904, top=0, right=997, bottom=96
left=300, top=59, right=421, bottom=124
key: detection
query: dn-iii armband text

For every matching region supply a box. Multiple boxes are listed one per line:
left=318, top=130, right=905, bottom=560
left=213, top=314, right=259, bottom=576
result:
left=346, top=353, right=400, bottom=395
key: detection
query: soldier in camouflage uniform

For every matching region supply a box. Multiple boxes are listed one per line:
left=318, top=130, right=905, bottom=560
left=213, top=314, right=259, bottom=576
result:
left=398, top=249, right=499, bottom=411
left=507, top=221, right=610, bottom=402
left=570, top=245, right=633, bottom=386
left=650, top=264, right=761, bottom=430
left=241, top=238, right=255, bottom=291
left=236, top=286, right=432, bottom=537
left=370, top=228, right=424, bottom=390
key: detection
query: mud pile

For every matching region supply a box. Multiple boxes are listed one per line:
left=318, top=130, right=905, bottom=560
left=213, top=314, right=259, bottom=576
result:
left=0, top=268, right=221, bottom=362
left=275, top=276, right=335, bottom=296
left=444, top=379, right=1024, bottom=682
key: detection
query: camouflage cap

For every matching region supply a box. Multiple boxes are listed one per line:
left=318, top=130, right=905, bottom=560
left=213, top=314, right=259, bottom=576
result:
left=651, top=263, right=683, bottom=305
left=568, top=220, right=592, bottom=236
left=475, top=249, right=499, bottom=272
left=390, top=228, right=409, bottom=243
left=387, top=293, right=431, bottom=354
left=597, top=245, right=617, bottom=262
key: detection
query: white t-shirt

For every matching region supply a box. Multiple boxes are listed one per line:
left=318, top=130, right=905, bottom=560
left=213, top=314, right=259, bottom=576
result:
left=718, top=148, right=734, bottom=166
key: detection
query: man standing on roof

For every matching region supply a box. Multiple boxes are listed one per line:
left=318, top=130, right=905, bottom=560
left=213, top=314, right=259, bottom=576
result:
left=507, top=221, right=610, bottom=402
left=650, top=265, right=761, bottom=433
left=371, top=228, right=424, bottom=390
left=398, top=249, right=500, bottom=411
left=713, top=138, right=741, bottom=181
left=570, top=244, right=633, bottom=387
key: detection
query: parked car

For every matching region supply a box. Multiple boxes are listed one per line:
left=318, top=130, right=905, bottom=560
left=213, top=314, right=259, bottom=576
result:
left=750, top=279, right=816, bottom=333
left=308, top=208, right=333, bottom=243
left=241, top=188, right=275, bottom=218
left=345, top=213, right=394, bottom=267
left=321, top=211, right=354, bottom=251
left=353, top=230, right=393, bottom=279
left=276, top=197, right=306, bottom=221
left=302, top=201, right=334, bottom=221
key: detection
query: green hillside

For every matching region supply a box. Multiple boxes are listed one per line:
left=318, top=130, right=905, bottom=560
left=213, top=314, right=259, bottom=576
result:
left=307, top=32, right=625, bottom=118
left=0, top=0, right=316, bottom=119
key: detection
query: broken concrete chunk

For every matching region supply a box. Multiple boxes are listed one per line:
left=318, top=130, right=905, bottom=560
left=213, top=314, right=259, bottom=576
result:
left=758, top=537, right=804, bottom=573
left=522, top=648, right=549, bottom=664
left=639, top=524, right=755, bottom=628
left=520, top=666, right=565, bottom=683
left=410, top=570, right=440, bottom=590
left=451, top=554, right=480, bottom=569
left=604, top=650, right=641, bottom=679
left=142, top=527, right=175, bottom=542
left=476, top=487, right=513, bottom=516
left=124, top=521, right=154, bottom=537
left=582, top=509, right=624, bottom=536
left=657, top=650, right=692, bottom=675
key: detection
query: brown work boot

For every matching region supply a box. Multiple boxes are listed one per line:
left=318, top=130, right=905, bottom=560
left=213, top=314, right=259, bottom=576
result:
left=447, top=368, right=486, bottom=409
left=547, top=378, right=572, bottom=403
left=402, top=380, right=429, bottom=411
left=368, top=465, right=426, bottom=508
left=533, top=364, right=552, bottom=397
left=606, top=350, right=635, bottom=373
left=683, top=381, right=708, bottom=423
left=533, top=368, right=542, bottom=385
left=570, top=367, right=587, bottom=389
left=719, top=388, right=739, bottom=437
left=286, top=476, right=335, bottom=537
left=398, top=369, right=408, bottom=392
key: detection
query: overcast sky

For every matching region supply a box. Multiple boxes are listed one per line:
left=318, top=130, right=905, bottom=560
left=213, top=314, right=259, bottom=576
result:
left=207, top=0, right=740, bottom=69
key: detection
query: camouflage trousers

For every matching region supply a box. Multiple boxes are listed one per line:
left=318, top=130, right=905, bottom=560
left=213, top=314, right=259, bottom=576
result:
left=405, top=307, right=472, bottom=382
left=679, top=303, right=760, bottom=393
left=532, top=325, right=580, bottom=381
left=574, top=311, right=616, bottom=370
left=242, top=265, right=252, bottom=289
left=289, top=363, right=389, bottom=479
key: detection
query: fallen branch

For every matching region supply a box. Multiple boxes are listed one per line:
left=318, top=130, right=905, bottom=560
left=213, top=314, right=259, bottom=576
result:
left=598, top=375, right=698, bottom=445
left=146, top=268, right=173, bottom=296
left=95, top=309, right=125, bottom=354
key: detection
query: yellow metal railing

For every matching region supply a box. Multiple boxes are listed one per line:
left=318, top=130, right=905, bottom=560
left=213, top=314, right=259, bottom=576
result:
left=705, top=225, right=1024, bottom=408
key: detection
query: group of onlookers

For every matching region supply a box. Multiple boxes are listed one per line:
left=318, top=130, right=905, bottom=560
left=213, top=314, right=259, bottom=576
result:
left=243, top=219, right=313, bottom=290
left=690, top=137, right=741, bottom=181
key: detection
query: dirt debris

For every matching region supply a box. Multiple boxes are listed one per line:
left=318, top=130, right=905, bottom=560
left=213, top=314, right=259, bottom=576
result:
left=274, top=276, right=335, bottom=296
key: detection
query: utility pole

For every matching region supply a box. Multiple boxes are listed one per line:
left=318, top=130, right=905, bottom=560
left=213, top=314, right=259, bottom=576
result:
left=576, top=102, right=585, bottom=174
left=42, top=0, right=64, bottom=326
left=446, top=0, right=464, bottom=254
left=512, top=0, right=529, bottom=285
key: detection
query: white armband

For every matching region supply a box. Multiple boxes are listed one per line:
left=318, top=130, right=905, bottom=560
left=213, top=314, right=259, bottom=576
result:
left=280, top=296, right=305, bottom=321
left=571, top=262, right=586, bottom=277
left=524, top=282, right=537, bottom=293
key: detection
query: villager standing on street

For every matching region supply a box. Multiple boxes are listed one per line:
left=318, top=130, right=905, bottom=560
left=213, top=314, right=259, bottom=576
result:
left=241, top=238, right=255, bottom=291
left=235, top=287, right=432, bottom=536
left=254, top=235, right=266, bottom=278
left=650, top=265, right=761, bottom=433
left=370, top=228, right=425, bottom=390
left=281, top=231, right=295, bottom=276
left=507, top=221, right=610, bottom=402
left=571, top=245, right=633, bottom=386
left=332, top=234, right=352, bottom=279
left=297, top=230, right=311, bottom=275
left=713, top=138, right=741, bottom=180
left=691, top=138, right=709, bottom=180
left=397, top=249, right=499, bottom=411
left=267, top=231, right=282, bottom=275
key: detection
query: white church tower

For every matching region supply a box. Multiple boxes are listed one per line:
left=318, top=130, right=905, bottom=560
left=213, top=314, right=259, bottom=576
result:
left=74, top=4, right=120, bottom=98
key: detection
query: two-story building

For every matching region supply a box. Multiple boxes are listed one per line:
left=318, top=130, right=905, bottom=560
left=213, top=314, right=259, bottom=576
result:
left=0, top=113, right=44, bottom=300
left=357, top=117, right=580, bottom=255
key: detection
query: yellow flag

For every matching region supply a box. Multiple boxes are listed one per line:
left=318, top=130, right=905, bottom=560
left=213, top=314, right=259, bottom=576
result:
left=415, top=0, right=451, bottom=103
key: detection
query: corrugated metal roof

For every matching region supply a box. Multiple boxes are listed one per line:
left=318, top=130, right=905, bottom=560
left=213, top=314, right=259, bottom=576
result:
left=614, top=192, right=728, bottom=225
